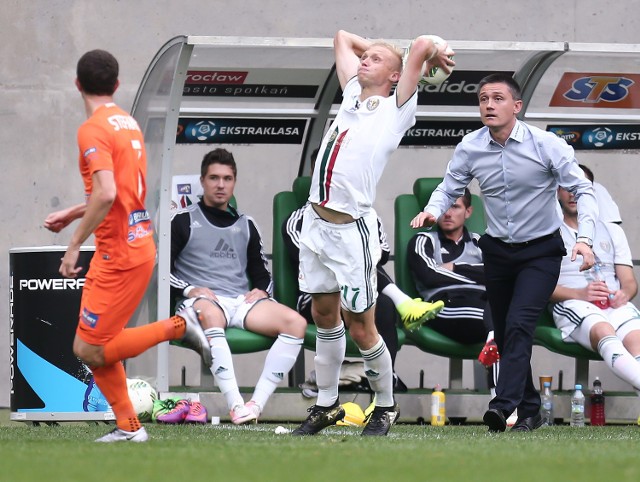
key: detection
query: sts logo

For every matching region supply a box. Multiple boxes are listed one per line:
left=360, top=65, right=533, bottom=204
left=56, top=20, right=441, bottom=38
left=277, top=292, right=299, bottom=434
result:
left=186, top=120, right=217, bottom=142
left=583, top=127, right=614, bottom=148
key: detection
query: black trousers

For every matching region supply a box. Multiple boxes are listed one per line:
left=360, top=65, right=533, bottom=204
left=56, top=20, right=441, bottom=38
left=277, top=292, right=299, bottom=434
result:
left=478, top=232, right=565, bottom=418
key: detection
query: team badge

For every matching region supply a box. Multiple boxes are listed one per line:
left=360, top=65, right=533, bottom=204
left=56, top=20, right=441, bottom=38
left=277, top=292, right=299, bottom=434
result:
left=366, top=98, right=380, bottom=111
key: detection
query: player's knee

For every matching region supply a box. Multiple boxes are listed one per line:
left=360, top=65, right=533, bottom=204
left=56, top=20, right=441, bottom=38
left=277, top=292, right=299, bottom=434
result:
left=347, top=320, right=369, bottom=344
left=282, top=310, right=307, bottom=338
left=590, top=320, right=616, bottom=341
left=73, top=338, right=105, bottom=367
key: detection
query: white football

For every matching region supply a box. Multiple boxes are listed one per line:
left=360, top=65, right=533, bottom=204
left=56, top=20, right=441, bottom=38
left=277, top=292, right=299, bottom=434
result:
left=127, top=378, right=157, bottom=422
left=404, top=35, right=454, bottom=86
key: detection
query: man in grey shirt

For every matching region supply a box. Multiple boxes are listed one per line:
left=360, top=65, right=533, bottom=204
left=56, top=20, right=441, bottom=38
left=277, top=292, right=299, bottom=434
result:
left=411, top=73, right=598, bottom=432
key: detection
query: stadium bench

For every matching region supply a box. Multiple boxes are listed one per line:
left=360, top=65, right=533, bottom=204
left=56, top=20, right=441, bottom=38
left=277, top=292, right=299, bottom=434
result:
left=272, top=176, right=406, bottom=357
left=398, top=177, right=602, bottom=388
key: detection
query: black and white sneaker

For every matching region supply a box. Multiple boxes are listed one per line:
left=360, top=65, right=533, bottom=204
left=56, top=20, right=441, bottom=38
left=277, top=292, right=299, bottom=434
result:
left=361, top=403, right=400, bottom=436
left=175, top=305, right=213, bottom=367
left=291, top=400, right=345, bottom=436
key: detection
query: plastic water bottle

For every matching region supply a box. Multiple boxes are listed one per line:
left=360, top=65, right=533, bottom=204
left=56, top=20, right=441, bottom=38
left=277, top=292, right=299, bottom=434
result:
left=590, top=378, right=605, bottom=426
left=570, top=384, right=585, bottom=427
left=540, top=381, right=554, bottom=426
left=590, top=264, right=610, bottom=309
left=431, top=384, right=446, bottom=426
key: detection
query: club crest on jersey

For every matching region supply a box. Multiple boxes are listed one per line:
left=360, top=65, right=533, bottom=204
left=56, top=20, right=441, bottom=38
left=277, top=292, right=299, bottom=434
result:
left=599, top=240, right=612, bottom=252
left=366, top=98, right=380, bottom=111
left=328, top=130, right=338, bottom=142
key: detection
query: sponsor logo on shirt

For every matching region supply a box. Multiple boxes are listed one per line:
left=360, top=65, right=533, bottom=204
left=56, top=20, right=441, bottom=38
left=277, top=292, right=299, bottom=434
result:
left=128, top=210, right=150, bottom=226
left=211, top=239, right=237, bottom=259
left=127, top=210, right=152, bottom=242
left=83, top=147, right=97, bottom=163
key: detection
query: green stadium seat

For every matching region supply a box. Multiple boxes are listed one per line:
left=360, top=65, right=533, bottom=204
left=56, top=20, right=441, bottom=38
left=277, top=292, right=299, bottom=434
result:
left=394, top=178, right=486, bottom=368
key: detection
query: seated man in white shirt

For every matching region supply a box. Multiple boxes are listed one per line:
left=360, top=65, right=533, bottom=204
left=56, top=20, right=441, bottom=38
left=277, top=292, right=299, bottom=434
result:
left=551, top=168, right=640, bottom=419
left=579, top=164, right=622, bottom=224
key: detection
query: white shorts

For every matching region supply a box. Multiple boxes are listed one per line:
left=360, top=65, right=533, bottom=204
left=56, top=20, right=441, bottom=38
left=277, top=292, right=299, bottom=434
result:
left=179, top=295, right=272, bottom=329
left=298, top=204, right=380, bottom=313
left=552, top=300, right=640, bottom=348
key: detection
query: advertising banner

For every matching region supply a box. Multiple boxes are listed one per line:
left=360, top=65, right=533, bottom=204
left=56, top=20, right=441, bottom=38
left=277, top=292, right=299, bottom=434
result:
left=547, top=124, right=640, bottom=150
left=9, top=247, right=112, bottom=420
left=401, top=121, right=483, bottom=146
left=549, top=73, right=640, bottom=109
left=176, top=118, right=307, bottom=144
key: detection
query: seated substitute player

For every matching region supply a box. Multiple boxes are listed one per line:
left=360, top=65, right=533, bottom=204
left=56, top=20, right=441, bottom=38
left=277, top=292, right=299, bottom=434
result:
left=283, top=183, right=442, bottom=392
left=551, top=169, right=640, bottom=416
left=170, top=148, right=306, bottom=424
left=407, top=189, right=500, bottom=389
left=579, top=164, right=622, bottom=224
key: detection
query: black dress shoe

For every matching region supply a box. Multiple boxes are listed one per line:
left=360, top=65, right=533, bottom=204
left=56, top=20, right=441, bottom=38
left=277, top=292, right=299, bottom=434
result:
left=483, top=408, right=507, bottom=432
left=511, top=413, right=543, bottom=432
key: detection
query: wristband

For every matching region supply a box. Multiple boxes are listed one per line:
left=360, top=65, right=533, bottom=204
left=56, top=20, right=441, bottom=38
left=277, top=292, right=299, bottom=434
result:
left=183, top=285, right=194, bottom=297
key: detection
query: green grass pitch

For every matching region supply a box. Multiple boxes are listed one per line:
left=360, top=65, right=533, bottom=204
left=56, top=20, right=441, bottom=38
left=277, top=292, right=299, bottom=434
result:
left=1, top=410, right=639, bottom=482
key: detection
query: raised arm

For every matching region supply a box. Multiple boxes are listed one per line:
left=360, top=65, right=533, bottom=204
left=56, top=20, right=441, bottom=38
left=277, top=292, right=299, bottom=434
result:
left=396, top=35, right=455, bottom=107
left=333, top=30, right=372, bottom=89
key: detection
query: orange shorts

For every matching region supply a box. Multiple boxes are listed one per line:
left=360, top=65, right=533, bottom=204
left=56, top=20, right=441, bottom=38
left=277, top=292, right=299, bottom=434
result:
left=76, top=257, right=155, bottom=345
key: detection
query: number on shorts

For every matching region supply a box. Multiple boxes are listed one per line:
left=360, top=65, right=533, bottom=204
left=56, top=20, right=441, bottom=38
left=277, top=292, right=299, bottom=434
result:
left=341, top=286, right=360, bottom=311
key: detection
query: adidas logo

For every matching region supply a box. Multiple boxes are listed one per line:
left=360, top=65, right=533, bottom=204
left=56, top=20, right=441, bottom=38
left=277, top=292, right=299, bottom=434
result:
left=365, top=369, right=379, bottom=377
left=214, top=366, right=228, bottom=375
left=211, top=239, right=237, bottom=259
left=272, top=372, right=285, bottom=381
left=191, top=220, right=202, bottom=228
left=611, top=353, right=622, bottom=367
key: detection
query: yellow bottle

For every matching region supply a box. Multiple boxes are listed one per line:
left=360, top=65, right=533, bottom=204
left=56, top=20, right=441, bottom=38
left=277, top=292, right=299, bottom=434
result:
left=431, top=384, right=446, bottom=426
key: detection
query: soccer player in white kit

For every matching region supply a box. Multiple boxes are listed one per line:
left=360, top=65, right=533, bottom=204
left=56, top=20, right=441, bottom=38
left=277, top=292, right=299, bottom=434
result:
left=551, top=171, right=640, bottom=414
left=291, top=30, right=454, bottom=436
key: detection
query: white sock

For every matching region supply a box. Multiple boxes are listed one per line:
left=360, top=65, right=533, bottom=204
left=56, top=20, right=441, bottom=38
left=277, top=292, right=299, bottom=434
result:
left=314, top=324, right=346, bottom=407
left=204, top=327, right=243, bottom=409
left=250, top=334, right=303, bottom=411
left=360, top=336, right=394, bottom=407
left=381, top=283, right=411, bottom=307
left=486, top=330, right=494, bottom=343
left=598, top=336, right=640, bottom=391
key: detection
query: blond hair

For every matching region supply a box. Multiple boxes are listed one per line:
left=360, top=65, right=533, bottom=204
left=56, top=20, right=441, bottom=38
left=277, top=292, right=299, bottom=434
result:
left=369, top=41, right=403, bottom=72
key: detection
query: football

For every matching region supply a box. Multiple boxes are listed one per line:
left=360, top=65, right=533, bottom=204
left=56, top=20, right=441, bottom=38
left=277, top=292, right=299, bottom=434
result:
left=404, top=35, right=454, bottom=86
left=127, top=378, right=158, bottom=422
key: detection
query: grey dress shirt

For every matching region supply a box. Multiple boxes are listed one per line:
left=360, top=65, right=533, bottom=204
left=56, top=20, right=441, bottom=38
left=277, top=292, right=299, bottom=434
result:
left=424, top=120, right=598, bottom=244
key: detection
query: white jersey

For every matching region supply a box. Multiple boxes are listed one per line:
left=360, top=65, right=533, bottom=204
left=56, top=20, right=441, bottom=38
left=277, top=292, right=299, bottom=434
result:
left=556, top=220, right=633, bottom=291
left=309, top=76, right=417, bottom=218
left=594, top=182, right=622, bottom=224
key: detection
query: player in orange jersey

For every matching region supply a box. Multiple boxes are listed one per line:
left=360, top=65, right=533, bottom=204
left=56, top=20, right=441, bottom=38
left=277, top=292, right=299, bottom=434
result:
left=44, top=50, right=211, bottom=443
